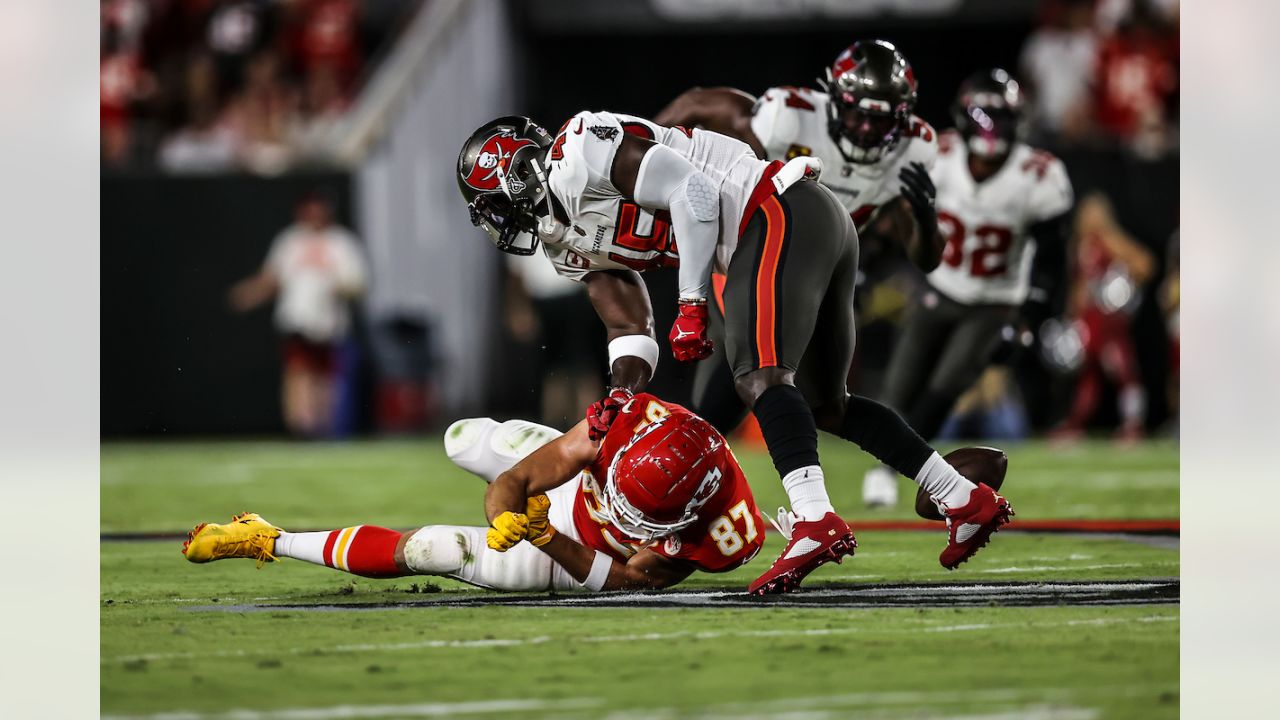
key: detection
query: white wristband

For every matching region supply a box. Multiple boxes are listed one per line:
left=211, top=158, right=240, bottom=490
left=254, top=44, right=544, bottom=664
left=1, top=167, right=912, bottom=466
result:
left=607, top=334, right=659, bottom=378
left=581, top=550, right=613, bottom=592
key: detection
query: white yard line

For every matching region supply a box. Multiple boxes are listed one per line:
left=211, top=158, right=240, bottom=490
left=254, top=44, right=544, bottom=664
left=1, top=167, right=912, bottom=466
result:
left=102, top=697, right=602, bottom=720
left=104, top=615, right=1175, bottom=665
left=105, top=682, right=1178, bottom=720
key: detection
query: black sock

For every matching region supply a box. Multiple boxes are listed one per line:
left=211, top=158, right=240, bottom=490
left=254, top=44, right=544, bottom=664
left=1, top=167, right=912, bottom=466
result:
left=752, top=384, right=820, bottom=478
left=841, top=394, right=934, bottom=478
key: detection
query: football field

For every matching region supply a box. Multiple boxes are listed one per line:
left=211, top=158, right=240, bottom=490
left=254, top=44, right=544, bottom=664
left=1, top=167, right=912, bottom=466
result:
left=101, top=438, right=1179, bottom=719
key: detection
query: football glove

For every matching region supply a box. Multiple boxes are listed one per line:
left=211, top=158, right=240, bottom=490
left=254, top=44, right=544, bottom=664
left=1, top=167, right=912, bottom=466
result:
left=525, top=494, right=556, bottom=547
left=669, top=298, right=714, bottom=363
left=587, top=387, right=633, bottom=441
left=899, top=161, right=938, bottom=243
left=486, top=511, right=529, bottom=552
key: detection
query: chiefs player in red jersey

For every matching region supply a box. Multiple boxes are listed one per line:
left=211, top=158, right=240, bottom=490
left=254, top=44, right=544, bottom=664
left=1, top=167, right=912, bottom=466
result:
left=182, top=394, right=766, bottom=592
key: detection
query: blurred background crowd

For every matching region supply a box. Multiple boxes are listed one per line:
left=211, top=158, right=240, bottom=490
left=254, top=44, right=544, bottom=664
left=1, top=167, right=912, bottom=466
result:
left=101, top=0, right=1179, bottom=446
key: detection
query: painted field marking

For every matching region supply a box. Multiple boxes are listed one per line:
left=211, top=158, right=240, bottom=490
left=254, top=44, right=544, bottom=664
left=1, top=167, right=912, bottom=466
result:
left=104, top=614, right=1175, bottom=665
left=102, top=682, right=1178, bottom=720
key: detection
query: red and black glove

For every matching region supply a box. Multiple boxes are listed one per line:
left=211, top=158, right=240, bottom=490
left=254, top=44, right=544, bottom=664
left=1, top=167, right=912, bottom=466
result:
left=586, top=387, right=633, bottom=441
left=669, top=299, right=714, bottom=363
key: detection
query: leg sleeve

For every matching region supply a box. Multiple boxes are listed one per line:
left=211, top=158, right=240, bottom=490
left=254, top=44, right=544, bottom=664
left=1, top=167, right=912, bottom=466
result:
left=444, top=418, right=564, bottom=483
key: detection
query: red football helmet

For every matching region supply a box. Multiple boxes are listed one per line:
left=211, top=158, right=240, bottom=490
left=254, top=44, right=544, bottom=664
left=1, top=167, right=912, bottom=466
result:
left=603, top=414, right=727, bottom=542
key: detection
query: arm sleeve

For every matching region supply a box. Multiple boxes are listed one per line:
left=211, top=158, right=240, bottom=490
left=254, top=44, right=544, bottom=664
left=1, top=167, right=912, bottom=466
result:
left=335, top=232, right=367, bottom=292
left=632, top=142, right=721, bottom=301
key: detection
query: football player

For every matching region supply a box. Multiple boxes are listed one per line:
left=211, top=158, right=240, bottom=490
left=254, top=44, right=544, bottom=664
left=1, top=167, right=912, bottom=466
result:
left=654, top=40, right=945, bottom=506
left=869, top=69, right=1076, bottom=511
left=183, top=395, right=766, bottom=592
left=455, top=106, right=1010, bottom=593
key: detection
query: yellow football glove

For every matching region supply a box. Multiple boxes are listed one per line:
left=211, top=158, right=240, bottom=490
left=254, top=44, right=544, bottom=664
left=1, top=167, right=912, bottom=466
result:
left=525, top=494, right=556, bottom=547
left=486, top=511, right=529, bottom=552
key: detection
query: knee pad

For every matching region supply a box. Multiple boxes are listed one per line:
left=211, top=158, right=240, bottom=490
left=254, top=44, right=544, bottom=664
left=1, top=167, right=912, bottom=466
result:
left=444, top=418, right=562, bottom=483
left=402, top=526, right=472, bottom=576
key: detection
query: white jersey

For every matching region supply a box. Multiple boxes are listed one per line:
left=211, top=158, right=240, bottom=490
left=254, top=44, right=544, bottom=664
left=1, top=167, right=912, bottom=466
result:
left=926, top=132, right=1074, bottom=306
left=540, top=110, right=769, bottom=281
left=264, top=223, right=366, bottom=341
left=749, top=86, right=938, bottom=229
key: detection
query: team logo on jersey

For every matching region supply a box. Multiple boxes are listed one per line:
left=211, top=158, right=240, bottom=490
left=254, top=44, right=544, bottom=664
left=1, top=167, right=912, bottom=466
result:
left=589, top=125, right=619, bottom=141
left=462, top=129, right=538, bottom=192
left=663, top=534, right=682, bottom=555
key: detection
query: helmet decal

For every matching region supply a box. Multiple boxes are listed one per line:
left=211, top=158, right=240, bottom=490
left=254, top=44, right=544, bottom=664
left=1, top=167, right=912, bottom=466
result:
left=462, top=129, right=538, bottom=192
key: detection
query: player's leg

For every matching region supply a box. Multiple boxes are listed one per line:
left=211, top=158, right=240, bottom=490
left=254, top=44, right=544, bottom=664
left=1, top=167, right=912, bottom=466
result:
left=183, top=481, right=586, bottom=591
left=443, top=417, right=563, bottom=483
left=863, top=292, right=957, bottom=507
left=906, top=303, right=1014, bottom=442
left=690, top=293, right=750, bottom=435
left=723, top=181, right=857, bottom=594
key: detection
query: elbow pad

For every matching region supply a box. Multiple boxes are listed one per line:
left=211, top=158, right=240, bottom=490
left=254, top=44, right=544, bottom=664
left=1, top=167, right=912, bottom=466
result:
left=633, top=143, right=719, bottom=221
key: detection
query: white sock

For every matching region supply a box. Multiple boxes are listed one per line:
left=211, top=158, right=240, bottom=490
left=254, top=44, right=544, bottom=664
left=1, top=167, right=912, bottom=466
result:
left=782, top=465, right=835, bottom=521
left=272, top=531, right=329, bottom=565
left=915, top=452, right=977, bottom=510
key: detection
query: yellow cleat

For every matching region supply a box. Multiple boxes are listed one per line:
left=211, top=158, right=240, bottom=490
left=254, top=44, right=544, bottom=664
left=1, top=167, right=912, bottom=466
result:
left=182, top=512, right=282, bottom=568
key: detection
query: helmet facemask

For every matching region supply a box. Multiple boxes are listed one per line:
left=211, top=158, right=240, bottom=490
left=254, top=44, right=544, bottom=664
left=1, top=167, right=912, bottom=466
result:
left=952, top=71, right=1026, bottom=161
left=822, top=63, right=912, bottom=165
left=600, top=420, right=723, bottom=543
left=457, top=117, right=556, bottom=256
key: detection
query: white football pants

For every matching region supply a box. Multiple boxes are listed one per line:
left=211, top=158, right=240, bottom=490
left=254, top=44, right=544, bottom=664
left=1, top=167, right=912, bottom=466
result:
left=401, top=418, right=584, bottom=591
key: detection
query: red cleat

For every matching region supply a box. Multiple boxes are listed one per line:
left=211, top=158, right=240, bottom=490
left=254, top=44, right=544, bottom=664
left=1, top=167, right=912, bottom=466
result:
left=940, top=483, right=1013, bottom=569
left=748, top=511, right=857, bottom=595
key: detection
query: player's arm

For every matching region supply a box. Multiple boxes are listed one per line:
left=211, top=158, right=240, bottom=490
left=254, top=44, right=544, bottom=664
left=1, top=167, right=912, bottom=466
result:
left=1024, top=211, right=1072, bottom=327
left=896, top=164, right=945, bottom=272
left=583, top=270, right=657, bottom=393
left=654, top=87, right=766, bottom=159
left=484, top=419, right=598, bottom=530
left=612, top=132, right=720, bottom=364
left=534, top=536, right=696, bottom=591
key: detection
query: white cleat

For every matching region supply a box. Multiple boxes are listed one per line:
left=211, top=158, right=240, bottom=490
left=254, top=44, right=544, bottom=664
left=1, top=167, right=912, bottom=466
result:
left=862, top=465, right=900, bottom=508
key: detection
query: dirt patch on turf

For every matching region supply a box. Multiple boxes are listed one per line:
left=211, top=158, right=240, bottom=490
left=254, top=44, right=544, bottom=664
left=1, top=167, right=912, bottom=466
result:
left=188, top=579, right=1178, bottom=612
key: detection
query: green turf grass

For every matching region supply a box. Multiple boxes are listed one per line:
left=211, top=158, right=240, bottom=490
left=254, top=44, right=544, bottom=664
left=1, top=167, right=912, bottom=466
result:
left=101, top=438, right=1178, bottom=533
left=101, top=438, right=1179, bottom=719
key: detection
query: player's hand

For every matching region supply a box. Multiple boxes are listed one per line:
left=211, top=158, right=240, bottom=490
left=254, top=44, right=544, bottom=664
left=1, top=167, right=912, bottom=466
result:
left=586, top=387, right=633, bottom=441
left=525, top=494, right=556, bottom=547
left=669, top=299, right=714, bottom=363
left=899, top=161, right=938, bottom=240
left=486, top=511, right=529, bottom=552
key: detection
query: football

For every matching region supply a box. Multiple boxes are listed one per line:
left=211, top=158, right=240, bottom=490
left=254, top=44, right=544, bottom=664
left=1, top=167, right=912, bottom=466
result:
left=915, top=446, right=1009, bottom=520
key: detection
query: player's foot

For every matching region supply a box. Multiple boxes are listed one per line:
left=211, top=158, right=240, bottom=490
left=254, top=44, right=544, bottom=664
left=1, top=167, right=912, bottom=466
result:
left=939, top=484, right=1013, bottom=569
left=748, top=510, right=857, bottom=595
left=182, top=512, right=282, bottom=567
left=862, top=465, right=899, bottom=508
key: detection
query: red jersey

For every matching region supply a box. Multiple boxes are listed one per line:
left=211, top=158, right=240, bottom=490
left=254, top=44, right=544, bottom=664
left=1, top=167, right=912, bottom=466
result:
left=570, top=394, right=764, bottom=573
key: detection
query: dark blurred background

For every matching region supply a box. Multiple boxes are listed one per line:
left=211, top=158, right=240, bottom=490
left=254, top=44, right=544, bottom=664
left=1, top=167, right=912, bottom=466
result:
left=101, top=0, right=1179, bottom=442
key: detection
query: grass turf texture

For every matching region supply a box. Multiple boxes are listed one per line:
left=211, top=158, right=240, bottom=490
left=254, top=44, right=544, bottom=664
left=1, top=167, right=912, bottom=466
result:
left=102, top=438, right=1179, bottom=719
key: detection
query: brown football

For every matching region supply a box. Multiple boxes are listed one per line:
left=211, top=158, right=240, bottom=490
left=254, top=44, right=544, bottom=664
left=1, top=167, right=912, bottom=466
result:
left=914, top=446, right=1009, bottom=521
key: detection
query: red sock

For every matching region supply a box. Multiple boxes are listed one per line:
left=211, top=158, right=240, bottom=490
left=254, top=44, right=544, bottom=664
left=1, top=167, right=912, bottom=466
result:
left=318, top=525, right=406, bottom=578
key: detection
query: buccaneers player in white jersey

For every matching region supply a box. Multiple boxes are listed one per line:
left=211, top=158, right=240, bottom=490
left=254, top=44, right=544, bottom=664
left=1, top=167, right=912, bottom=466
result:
left=873, top=69, right=1075, bottom=512
left=656, top=40, right=948, bottom=507
left=452, top=103, right=1011, bottom=589
left=656, top=39, right=941, bottom=242
left=183, top=395, right=766, bottom=592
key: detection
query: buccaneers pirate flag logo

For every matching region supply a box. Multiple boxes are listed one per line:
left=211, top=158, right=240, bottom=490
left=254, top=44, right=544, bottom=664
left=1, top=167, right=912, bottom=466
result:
left=462, top=129, right=538, bottom=193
